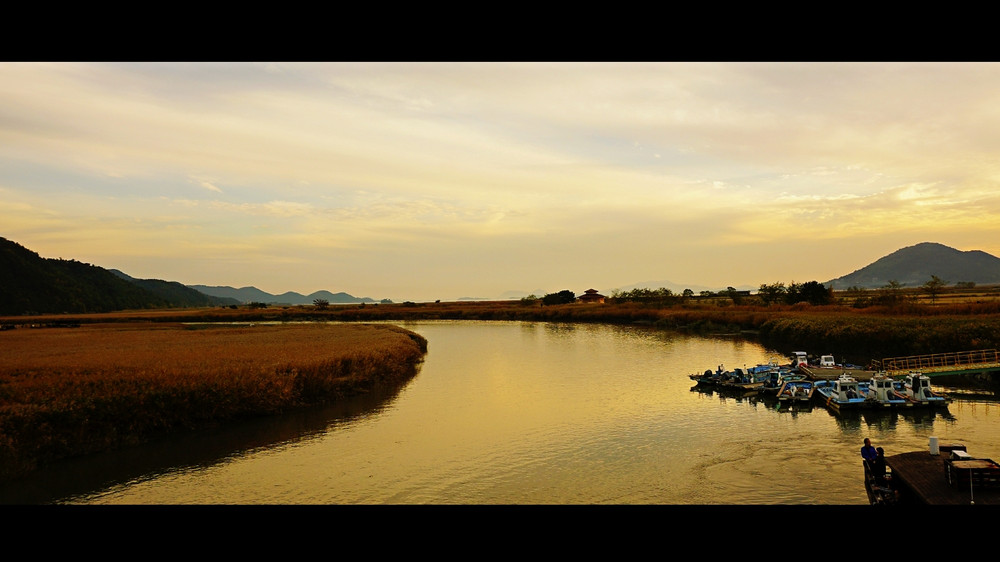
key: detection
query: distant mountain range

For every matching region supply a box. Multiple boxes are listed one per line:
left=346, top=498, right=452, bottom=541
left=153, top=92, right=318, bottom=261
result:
left=0, top=237, right=196, bottom=314
left=187, top=285, right=377, bottom=305
left=825, top=242, right=1000, bottom=289
left=4, top=236, right=998, bottom=315
left=0, top=236, right=376, bottom=315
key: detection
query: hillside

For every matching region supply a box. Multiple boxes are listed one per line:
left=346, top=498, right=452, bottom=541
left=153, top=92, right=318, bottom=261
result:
left=0, top=238, right=171, bottom=315
left=109, top=270, right=240, bottom=307
left=826, top=242, right=1000, bottom=289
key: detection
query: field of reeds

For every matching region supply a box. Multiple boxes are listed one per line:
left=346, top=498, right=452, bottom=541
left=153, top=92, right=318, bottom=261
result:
left=8, top=293, right=1000, bottom=362
left=0, top=322, right=427, bottom=481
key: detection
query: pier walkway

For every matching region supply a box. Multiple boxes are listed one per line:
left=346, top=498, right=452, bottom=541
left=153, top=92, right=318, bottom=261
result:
left=874, top=349, right=1000, bottom=378
left=885, top=447, right=1000, bottom=505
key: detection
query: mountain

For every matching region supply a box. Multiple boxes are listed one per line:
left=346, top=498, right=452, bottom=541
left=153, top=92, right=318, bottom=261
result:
left=109, top=270, right=240, bottom=307
left=826, top=242, right=1000, bottom=289
left=0, top=236, right=380, bottom=314
left=0, top=237, right=171, bottom=314
left=188, top=285, right=377, bottom=305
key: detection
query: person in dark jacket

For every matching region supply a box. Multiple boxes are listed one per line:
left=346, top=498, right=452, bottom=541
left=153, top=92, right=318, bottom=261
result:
left=870, top=447, right=887, bottom=485
left=861, top=438, right=877, bottom=465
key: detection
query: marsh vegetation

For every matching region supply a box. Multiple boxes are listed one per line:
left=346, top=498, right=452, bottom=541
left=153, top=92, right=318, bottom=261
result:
left=0, top=322, right=426, bottom=480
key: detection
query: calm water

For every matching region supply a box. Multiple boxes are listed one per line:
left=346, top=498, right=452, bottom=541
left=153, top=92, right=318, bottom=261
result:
left=4, top=320, right=1000, bottom=505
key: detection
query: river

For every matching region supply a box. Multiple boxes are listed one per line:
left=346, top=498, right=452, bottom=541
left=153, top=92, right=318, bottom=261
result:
left=4, top=320, right=1000, bottom=505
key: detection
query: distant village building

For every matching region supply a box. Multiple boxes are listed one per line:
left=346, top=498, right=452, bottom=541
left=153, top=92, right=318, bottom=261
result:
left=578, top=288, right=606, bottom=304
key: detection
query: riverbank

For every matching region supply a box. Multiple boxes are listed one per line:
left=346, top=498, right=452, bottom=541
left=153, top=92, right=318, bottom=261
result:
left=4, top=300, right=999, bottom=481
left=0, top=322, right=427, bottom=481
left=12, top=299, right=997, bottom=364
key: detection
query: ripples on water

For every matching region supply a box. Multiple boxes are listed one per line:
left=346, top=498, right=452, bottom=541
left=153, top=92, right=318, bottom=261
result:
left=4, top=320, right=999, bottom=505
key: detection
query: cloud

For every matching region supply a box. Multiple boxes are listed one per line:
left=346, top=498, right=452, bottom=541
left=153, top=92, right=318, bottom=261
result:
left=196, top=178, right=223, bottom=193
left=4, top=62, right=1000, bottom=300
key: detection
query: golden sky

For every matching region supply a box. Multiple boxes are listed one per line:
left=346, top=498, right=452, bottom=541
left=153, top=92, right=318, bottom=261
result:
left=3, top=62, right=999, bottom=301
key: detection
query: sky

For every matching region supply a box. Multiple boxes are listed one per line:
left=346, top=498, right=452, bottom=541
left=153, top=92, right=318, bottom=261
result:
left=3, top=61, right=1000, bottom=302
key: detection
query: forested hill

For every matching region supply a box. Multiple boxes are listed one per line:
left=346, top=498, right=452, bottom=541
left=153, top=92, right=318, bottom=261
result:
left=109, top=270, right=240, bottom=308
left=0, top=237, right=240, bottom=315
left=0, top=237, right=172, bottom=315
left=826, top=242, right=1000, bottom=289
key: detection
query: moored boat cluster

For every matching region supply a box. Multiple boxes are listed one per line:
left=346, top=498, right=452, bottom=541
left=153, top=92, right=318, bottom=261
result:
left=689, top=352, right=950, bottom=413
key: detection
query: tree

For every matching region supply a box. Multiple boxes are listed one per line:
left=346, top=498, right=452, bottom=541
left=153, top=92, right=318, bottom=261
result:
left=799, top=281, right=833, bottom=305
left=313, top=298, right=330, bottom=309
left=922, top=275, right=948, bottom=304
left=757, top=282, right=786, bottom=305
left=876, top=280, right=906, bottom=307
left=725, top=287, right=742, bottom=305
left=542, top=290, right=576, bottom=305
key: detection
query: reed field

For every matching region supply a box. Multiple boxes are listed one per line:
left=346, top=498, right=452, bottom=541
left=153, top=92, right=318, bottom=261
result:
left=0, top=322, right=427, bottom=480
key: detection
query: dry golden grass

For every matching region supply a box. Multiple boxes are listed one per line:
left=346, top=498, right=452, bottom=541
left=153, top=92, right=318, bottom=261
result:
left=0, top=322, right=427, bottom=480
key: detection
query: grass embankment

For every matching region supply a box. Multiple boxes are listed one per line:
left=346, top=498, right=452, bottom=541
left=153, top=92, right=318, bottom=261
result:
left=0, top=322, right=427, bottom=481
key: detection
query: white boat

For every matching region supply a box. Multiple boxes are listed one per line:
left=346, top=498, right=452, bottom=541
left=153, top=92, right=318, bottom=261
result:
left=865, top=373, right=912, bottom=408
left=901, top=372, right=950, bottom=407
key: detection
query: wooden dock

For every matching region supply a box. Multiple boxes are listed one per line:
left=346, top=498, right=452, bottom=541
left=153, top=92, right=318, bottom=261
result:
left=798, top=366, right=879, bottom=381
left=885, top=448, right=1000, bottom=505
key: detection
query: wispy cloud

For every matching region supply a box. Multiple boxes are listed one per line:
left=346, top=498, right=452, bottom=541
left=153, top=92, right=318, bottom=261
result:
left=3, top=62, right=1000, bottom=299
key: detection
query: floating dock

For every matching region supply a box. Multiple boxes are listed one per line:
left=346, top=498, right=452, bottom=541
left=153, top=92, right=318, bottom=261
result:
left=798, top=366, right=879, bottom=381
left=881, top=442, right=1000, bottom=505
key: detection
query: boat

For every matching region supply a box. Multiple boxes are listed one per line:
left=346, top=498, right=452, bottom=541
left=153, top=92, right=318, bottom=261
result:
left=776, top=378, right=814, bottom=403
left=791, top=351, right=877, bottom=381
left=688, top=364, right=766, bottom=391
left=900, top=371, right=950, bottom=406
left=864, top=372, right=913, bottom=408
left=863, top=452, right=896, bottom=505
left=755, top=361, right=803, bottom=396
left=813, top=373, right=869, bottom=412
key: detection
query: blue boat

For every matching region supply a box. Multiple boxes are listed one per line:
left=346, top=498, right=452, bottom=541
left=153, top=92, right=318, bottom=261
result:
left=814, top=373, right=869, bottom=412
left=777, top=379, right=814, bottom=403
left=689, top=364, right=768, bottom=391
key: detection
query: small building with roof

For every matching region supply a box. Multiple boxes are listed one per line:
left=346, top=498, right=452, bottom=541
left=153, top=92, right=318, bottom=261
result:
left=578, top=288, right=606, bottom=304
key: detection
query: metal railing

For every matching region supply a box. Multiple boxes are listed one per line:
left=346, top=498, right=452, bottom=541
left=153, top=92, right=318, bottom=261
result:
left=877, top=350, right=1000, bottom=373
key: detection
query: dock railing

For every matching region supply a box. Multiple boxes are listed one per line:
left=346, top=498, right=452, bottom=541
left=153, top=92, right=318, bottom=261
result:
left=875, top=349, right=1000, bottom=377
